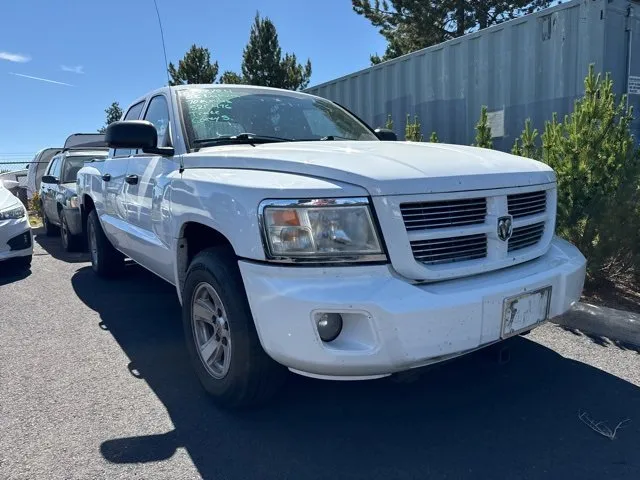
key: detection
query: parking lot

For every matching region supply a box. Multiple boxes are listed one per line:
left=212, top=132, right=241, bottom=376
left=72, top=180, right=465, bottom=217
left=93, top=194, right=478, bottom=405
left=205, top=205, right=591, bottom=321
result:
left=1, top=229, right=639, bottom=480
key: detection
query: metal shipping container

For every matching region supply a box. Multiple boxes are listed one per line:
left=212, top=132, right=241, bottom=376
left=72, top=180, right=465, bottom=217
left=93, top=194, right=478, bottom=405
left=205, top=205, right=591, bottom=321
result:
left=305, top=0, right=640, bottom=151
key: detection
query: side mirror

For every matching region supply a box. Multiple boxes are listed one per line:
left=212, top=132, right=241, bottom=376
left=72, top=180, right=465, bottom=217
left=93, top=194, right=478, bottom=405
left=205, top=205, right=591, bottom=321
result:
left=41, top=175, right=59, bottom=185
left=106, top=120, right=174, bottom=156
left=374, top=128, right=397, bottom=141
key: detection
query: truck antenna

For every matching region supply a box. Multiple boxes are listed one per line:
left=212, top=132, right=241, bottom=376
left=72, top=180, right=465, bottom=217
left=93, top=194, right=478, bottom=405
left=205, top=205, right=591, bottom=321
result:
left=152, top=0, right=184, bottom=173
left=152, top=0, right=171, bottom=87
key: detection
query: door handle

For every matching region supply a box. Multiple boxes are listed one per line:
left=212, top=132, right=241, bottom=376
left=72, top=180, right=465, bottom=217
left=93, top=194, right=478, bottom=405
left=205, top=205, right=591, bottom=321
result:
left=125, top=174, right=139, bottom=185
left=102, top=173, right=111, bottom=182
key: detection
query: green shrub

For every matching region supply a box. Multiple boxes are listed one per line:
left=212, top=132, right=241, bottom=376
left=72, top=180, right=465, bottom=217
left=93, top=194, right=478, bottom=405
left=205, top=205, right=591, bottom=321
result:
left=474, top=106, right=493, bottom=148
left=540, top=65, right=640, bottom=282
left=29, top=191, right=42, bottom=217
left=511, top=119, right=539, bottom=159
left=405, top=114, right=423, bottom=142
left=384, top=114, right=394, bottom=131
left=429, top=131, right=439, bottom=143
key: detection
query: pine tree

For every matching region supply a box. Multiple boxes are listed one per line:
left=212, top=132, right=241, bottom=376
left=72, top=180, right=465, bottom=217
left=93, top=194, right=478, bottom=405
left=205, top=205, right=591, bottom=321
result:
left=474, top=106, right=493, bottom=148
left=353, top=0, right=552, bottom=64
left=511, top=118, right=539, bottom=158
left=540, top=65, right=640, bottom=281
left=218, top=71, right=243, bottom=84
left=241, top=13, right=312, bottom=90
left=405, top=114, right=423, bottom=141
left=384, top=114, right=394, bottom=130
left=99, top=101, right=123, bottom=133
left=168, top=44, right=219, bottom=86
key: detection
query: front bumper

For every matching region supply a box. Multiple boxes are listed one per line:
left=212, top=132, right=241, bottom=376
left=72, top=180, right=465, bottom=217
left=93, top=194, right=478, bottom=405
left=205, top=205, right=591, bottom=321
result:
left=0, top=215, right=33, bottom=261
left=239, top=237, right=586, bottom=379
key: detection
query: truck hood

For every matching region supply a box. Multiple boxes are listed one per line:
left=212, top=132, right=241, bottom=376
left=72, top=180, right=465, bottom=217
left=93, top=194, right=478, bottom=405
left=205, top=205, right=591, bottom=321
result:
left=188, top=141, right=555, bottom=196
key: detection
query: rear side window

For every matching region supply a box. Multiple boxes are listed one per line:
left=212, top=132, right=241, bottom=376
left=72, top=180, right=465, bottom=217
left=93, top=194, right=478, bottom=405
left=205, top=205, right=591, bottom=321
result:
left=114, top=101, right=146, bottom=157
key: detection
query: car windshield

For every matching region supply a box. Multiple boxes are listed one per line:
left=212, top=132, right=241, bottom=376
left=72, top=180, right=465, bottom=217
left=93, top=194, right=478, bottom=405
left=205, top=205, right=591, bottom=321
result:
left=61, top=155, right=104, bottom=183
left=177, top=87, right=378, bottom=148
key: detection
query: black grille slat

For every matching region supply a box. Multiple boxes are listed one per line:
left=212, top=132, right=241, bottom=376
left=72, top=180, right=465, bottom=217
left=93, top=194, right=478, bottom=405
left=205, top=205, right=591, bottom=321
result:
left=411, top=234, right=487, bottom=265
left=508, top=191, right=547, bottom=218
left=401, top=198, right=486, bottom=231
left=508, top=222, right=545, bottom=252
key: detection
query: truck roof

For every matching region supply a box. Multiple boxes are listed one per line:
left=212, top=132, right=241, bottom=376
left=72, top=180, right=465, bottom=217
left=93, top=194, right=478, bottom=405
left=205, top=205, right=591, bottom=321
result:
left=128, top=84, right=319, bottom=110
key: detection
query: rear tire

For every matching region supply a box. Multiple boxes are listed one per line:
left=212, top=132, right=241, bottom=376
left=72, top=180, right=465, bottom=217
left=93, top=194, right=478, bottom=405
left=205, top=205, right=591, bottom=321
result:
left=182, top=246, right=286, bottom=408
left=87, top=210, right=124, bottom=277
left=42, top=210, right=59, bottom=237
left=61, top=212, right=82, bottom=252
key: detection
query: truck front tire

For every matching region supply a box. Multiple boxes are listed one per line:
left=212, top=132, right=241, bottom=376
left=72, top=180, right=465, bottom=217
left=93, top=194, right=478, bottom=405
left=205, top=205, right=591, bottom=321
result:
left=182, top=247, right=286, bottom=408
left=87, top=210, right=125, bottom=277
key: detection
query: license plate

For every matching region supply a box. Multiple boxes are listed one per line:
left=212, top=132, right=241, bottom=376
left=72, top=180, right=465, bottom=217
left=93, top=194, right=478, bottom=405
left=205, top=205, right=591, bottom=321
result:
left=501, top=286, right=552, bottom=338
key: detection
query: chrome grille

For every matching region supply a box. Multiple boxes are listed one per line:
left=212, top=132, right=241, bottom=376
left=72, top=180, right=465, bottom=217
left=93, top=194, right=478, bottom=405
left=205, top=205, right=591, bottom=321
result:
left=508, top=222, right=545, bottom=252
left=411, top=234, right=487, bottom=265
left=508, top=191, right=546, bottom=218
left=400, top=198, right=486, bottom=231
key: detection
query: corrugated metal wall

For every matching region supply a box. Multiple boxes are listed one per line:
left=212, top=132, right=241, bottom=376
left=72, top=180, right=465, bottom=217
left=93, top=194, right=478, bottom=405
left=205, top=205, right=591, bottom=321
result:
left=306, top=0, right=639, bottom=151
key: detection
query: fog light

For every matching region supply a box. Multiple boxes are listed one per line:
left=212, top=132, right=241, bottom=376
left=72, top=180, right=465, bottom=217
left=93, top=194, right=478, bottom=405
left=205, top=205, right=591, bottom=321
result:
left=316, top=313, right=343, bottom=342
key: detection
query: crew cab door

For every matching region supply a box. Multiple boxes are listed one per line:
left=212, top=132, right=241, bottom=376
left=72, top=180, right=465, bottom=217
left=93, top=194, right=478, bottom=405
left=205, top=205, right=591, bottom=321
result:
left=123, top=94, right=178, bottom=282
left=100, top=101, right=145, bottom=251
left=42, top=156, right=61, bottom=223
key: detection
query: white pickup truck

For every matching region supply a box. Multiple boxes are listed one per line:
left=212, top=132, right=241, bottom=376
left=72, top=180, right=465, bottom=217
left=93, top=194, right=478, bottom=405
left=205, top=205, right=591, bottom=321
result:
left=77, top=85, right=586, bottom=407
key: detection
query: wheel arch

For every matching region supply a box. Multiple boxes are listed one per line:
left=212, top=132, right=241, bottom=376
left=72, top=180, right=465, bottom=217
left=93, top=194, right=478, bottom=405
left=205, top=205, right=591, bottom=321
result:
left=175, top=221, right=237, bottom=304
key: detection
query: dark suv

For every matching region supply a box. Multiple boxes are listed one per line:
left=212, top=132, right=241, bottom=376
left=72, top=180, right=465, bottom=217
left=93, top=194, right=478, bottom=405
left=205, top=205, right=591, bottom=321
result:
left=40, top=135, right=107, bottom=252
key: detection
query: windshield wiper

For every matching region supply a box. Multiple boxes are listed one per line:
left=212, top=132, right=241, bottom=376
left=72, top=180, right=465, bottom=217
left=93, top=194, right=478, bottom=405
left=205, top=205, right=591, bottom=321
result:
left=194, top=133, right=294, bottom=148
left=318, top=135, right=351, bottom=141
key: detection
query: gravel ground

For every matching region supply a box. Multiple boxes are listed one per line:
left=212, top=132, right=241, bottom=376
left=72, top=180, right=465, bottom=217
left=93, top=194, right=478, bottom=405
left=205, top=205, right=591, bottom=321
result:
left=1, top=230, right=639, bottom=480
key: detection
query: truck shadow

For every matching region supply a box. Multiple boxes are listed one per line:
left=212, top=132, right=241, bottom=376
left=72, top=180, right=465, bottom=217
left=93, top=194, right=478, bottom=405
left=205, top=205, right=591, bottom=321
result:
left=71, top=265, right=640, bottom=480
left=32, top=226, right=89, bottom=263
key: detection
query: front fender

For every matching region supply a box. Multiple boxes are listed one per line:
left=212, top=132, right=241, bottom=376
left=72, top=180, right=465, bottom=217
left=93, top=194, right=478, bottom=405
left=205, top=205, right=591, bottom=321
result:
left=171, top=167, right=367, bottom=260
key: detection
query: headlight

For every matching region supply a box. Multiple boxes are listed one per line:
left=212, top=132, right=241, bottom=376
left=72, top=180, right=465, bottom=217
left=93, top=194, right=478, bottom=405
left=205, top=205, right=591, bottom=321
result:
left=259, top=197, right=386, bottom=263
left=0, top=204, right=26, bottom=220
left=68, top=195, right=79, bottom=209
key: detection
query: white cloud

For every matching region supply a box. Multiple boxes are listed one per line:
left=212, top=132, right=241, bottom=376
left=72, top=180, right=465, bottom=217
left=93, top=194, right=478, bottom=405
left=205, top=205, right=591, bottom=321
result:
left=61, top=65, right=84, bottom=74
left=0, top=52, right=31, bottom=63
left=9, top=72, right=73, bottom=87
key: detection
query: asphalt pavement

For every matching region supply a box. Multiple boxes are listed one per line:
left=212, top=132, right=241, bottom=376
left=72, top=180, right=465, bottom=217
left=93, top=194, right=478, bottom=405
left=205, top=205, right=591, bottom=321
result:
left=1, top=229, right=639, bottom=480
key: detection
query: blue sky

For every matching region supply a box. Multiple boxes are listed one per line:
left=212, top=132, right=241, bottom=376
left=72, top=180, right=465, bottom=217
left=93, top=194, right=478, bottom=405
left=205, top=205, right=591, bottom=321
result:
left=0, top=0, right=386, bottom=162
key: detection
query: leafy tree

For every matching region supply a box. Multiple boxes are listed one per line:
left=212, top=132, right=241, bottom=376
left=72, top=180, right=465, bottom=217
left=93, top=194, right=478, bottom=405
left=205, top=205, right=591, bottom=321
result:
left=99, top=101, right=123, bottom=133
left=429, top=131, right=439, bottom=143
left=218, top=71, right=244, bottom=84
left=241, top=13, right=312, bottom=90
left=168, top=44, right=219, bottom=85
left=353, top=0, right=551, bottom=64
left=405, top=114, right=423, bottom=141
left=474, top=106, right=493, bottom=148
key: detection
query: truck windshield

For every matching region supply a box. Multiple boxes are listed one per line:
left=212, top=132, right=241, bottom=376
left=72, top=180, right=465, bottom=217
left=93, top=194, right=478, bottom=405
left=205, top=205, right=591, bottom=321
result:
left=177, top=87, right=378, bottom=148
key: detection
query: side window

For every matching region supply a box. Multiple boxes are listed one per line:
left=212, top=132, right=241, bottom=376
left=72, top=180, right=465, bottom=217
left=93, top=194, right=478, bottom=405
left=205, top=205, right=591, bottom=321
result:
left=143, top=95, right=170, bottom=148
left=48, top=157, right=61, bottom=178
left=114, top=101, right=146, bottom=157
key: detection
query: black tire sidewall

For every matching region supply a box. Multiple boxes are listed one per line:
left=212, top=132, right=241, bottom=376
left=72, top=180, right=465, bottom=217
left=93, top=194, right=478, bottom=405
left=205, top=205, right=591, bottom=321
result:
left=87, top=211, right=101, bottom=273
left=182, top=248, right=278, bottom=405
left=61, top=214, right=70, bottom=251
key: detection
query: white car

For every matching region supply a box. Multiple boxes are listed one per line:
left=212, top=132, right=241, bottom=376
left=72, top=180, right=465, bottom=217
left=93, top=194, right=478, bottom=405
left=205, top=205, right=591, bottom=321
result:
left=77, top=85, right=586, bottom=407
left=0, top=179, right=32, bottom=269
